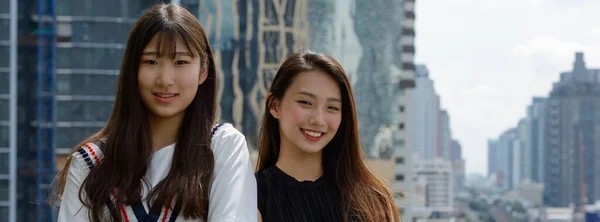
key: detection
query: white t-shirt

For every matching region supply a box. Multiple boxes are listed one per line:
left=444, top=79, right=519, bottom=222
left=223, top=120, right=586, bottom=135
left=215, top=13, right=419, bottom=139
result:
left=57, top=123, right=257, bottom=222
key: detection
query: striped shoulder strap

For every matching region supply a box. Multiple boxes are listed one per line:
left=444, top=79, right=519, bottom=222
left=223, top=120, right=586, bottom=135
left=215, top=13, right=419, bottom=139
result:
left=77, top=123, right=223, bottom=168
left=75, top=141, right=104, bottom=170
left=211, top=122, right=225, bottom=137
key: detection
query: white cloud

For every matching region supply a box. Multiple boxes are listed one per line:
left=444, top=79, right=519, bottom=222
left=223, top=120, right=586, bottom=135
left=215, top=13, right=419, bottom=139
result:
left=512, top=36, right=600, bottom=81
left=591, top=26, right=600, bottom=37
left=512, top=36, right=586, bottom=58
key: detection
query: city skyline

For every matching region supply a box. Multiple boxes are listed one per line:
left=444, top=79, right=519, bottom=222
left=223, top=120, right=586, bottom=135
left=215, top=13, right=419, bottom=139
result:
left=415, top=0, right=600, bottom=175
left=486, top=52, right=600, bottom=210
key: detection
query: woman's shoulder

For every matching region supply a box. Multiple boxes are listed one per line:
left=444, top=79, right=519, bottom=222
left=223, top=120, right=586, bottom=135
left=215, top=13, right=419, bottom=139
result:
left=69, top=140, right=107, bottom=171
left=209, top=122, right=251, bottom=162
left=210, top=123, right=246, bottom=150
left=254, top=166, right=279, bottom=189
left=211, top=122, right=244, bottom=141
left=254, top=167, right=271, bottom=181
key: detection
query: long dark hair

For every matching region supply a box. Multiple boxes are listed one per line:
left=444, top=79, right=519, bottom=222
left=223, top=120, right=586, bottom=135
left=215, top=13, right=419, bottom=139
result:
left=53, top=3, right=217, bottom=221
left=256, top=51, right=400, bottom=221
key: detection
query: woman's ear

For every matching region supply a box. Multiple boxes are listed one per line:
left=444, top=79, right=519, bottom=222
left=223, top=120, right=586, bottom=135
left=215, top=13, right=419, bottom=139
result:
left=198, top=57, right=209, bottom=85
left=266, top=93, right=280, bottom=119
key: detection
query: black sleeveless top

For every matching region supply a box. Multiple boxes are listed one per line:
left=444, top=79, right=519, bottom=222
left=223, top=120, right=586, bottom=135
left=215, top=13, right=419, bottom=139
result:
left=256, top=165, right=351, bottom=222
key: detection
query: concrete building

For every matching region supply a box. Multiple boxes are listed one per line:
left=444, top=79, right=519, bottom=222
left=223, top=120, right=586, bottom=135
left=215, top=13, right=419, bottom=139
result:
left=502, top=180, right=544, bottom=207
left=452, top=159, right=466, bottom=193
left=588, top=69, right=600, bottom=83
left=439, top=110, right=451, bottom=159
left=413, top=158, right=454, bottom=208
left=410, top=157, right=456, bottom=221
left=494, top=118, right=531, bottom=190
left=330, top=2, right=419, bottom=220
left=352, top=0, right=409, bottom=153
left=514, top=118, right=531, bottom=187
left=520, top=119, right=531, bottom=183
left=487, top=139, right=499, bottom=178
left=307, top=0, right=335, bottom=55
left=527, top=97, right=547, bottom=183
left=394, top=141, right=414, bottom=220
left=397, top=0, right=417, bottom=158
left=497, top=129, right=517, bottom=190
left=450, top=139, right=462, bottom=162
left=413, top=65, right=440, bottom=160
left=400, top=0, right=416, bottom=77
left=543, top=52, right=600, bottom=210
left=393, top=1, right=418, bottom=221
left=450, top=140, right=465, bottom=192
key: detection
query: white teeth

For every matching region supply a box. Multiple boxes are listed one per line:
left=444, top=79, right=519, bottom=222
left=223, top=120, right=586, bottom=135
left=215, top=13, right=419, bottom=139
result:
left=303, top=130, right=322, bottom=137
left=156, top=94, right=175, bottom=98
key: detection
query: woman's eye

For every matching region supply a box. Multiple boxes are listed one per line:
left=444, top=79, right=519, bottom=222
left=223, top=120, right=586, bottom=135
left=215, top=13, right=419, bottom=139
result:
left=298, top=100, right=311, bottom=106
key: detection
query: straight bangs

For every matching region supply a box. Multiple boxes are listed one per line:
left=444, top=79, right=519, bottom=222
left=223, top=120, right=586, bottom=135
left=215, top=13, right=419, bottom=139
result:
left=151, top=26, right=204, bottom=59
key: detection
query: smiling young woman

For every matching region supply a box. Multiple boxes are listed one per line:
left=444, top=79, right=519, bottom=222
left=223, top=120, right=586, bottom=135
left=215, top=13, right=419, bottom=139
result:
left=53, top=3, right=257, bottom=222
left=255, top=51, right=400, bottom=222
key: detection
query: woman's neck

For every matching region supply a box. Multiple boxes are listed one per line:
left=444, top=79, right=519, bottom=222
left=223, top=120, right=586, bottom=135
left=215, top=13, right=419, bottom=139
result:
left=275, top=142, right=323, bottom=182
left=148, top=113, right=184, bottom=152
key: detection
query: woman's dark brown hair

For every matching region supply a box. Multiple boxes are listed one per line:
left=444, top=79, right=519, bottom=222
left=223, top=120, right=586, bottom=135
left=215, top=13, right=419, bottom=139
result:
left=256, top=51, right=400, bottom=221
left=52, top=3, right=217, bottom=221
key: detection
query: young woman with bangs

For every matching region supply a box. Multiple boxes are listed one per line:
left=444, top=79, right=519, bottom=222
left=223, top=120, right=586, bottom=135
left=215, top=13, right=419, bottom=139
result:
left=54, top=4, right=257, bottom=222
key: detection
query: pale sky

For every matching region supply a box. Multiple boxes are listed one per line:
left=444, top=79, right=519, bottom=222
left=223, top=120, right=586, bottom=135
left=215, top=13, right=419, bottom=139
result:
left=415, top=0, right=600, bottom=175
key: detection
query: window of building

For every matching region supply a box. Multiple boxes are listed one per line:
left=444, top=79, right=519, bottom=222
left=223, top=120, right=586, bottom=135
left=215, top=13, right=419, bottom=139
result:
left=0, top=46, right=8, bottom=68
left=0, top=0, right=8, bottom=14
left=263, top=32, right=281, bottom=64
left=395, top=157, right=404, bottom=164
left=56, top=74, right=118, bottom=96
left=181, top=1, right=201, bottom=17
left=396, top=89, right=405, bottom=96
left=0, top=99, right=7, bottom=121
left=70, top=22, right=132, bottom=44
left=399, top=105, right=405, bottom=113
left=396, top=174, right=404, bottom=181
left=0, top=73, right=8, bottom=95
left=0, top=179, right=7, bottom=201
left=0, top=153, right=7, bottom=175
left=395, top=139, right=405, bottom=148
left=57, top=79, right=71, bottom=94
left=0, top=126, right=7, bottom=148
left=57, top=101, right=114, bottom=122
left=57, top=0, right=151, bottom=17
left=57, top=47, right=124, bottom=70
left=56, top=127, right=102, bottom=148
left=0, top=20, right=8, bottom=41
left=398, top=123, right=405, bottom=130
left=0, top=206, right=7, bottom=222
